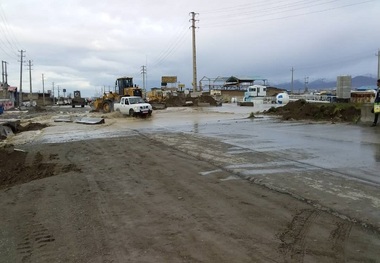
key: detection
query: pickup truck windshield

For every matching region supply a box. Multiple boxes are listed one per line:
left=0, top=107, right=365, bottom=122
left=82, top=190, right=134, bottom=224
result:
left=129, top=97, right=145, bottom=104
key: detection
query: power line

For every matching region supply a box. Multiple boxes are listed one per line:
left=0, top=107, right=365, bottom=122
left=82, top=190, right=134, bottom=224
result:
left=200, top=0, right=375, bottom=28
left=149, top=19, right=189, bottom=71
left=0, top=4, right=20, bottom=58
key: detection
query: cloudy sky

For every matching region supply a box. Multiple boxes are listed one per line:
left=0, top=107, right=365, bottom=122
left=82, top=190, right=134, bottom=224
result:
left=1, top=0, right=379, bottom=97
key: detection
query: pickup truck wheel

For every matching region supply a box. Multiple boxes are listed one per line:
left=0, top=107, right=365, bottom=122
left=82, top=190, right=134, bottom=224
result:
left=129, top=109, right=135, bottom=117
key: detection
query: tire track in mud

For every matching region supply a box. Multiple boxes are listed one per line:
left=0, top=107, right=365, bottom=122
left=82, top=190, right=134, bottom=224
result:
left=329, top=222, right=352, bottom=262
left=14, top=198, right=56, bottom=262
left=278, top=209, right=353, bottom=263
left=278, top=209, right=319, bottom=262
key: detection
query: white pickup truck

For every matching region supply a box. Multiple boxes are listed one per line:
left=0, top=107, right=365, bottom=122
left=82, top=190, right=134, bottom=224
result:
left=114, top=96, right=153, bottom=116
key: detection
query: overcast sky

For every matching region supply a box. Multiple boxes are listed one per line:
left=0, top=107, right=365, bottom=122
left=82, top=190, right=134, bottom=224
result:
left=1, top=0, right=379, bottom=97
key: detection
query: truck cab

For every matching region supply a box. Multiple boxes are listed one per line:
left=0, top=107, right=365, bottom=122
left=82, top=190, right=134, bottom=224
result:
left=115, top=77, right=143, bottom=97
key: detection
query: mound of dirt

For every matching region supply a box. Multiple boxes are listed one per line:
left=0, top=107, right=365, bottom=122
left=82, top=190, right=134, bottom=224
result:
left=265, top=99, right=361, bottom=122
left=164, top=96, right=188, bottom=107
left=0, top=144, right=83, bottom=190
left=0, top=146, right=56, bottom=190
left=18, top=122, right=49, bottom=132
left=164, top=94, right=219, bottom=107
left=27, top=105, right=47, bottom=113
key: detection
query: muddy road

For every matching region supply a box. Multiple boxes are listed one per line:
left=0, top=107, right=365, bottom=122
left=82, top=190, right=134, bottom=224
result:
left=1, top=105, right=380, bottom=262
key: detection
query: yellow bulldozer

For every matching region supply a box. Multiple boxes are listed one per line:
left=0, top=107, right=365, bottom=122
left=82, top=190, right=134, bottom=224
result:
left=146, top=88, right=168, bottom=109
left=91, top=77, right=143, bottom=113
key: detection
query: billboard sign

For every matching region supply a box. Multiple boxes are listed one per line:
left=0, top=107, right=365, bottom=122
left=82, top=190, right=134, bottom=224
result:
left=161, top=76, right=177, bottom=83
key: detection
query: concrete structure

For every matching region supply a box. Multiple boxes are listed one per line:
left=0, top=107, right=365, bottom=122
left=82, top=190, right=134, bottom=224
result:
left=361, top=103, right=376, bottom=123
left=336, top=76, right=352, bottom=100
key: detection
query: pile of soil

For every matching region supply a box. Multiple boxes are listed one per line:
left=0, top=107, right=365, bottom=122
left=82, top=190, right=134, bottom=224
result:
left=163, top=94, right=219, bottom=107
left=0, top=143, right=82, bottom=189
left=0, top=146, right=56, bottom=190
left=27, top=105, right=47, bottom=113
left=17, top=122, right=49, bottom=132
left=0, top=122, right=48, bottom=141
left=195, top=95, right=220, bottom=106
left=265, top=99, right=361, bottom=122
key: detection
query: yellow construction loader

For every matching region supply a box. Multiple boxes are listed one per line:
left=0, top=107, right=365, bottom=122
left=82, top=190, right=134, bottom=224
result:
left=91, top=77, right=143, bottom=113
left=146, top=88, right=167, bottom=109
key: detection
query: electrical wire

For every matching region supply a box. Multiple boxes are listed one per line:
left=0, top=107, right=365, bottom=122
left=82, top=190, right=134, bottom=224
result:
left=200, top=0, right=374, bottom=28
left=0, top=4, right=21, bottom=59
left=149, top=19, right=190, bottom=71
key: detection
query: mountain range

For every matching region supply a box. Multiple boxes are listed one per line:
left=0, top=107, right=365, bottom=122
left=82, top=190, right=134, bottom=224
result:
left=274, top=75, right=378, bottom=91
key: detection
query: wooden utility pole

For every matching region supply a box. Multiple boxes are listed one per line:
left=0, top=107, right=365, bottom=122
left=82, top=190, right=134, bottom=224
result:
left=190, top=12, right=198, bottom=92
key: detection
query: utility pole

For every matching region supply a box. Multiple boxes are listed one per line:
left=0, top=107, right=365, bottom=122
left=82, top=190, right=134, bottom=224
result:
left=27, top=60, right=33, bottom=105
left=18, top=50, right=25, bottom=107
left=1, top=61, right=4, bottom=85
left=376, top=49, right=380, bottom=79
left=52, top=82, right=55, bottom=105
left=4, top=61, right=8, bottom=86
left=141, top=65, right=147, bottom=91
left=290, top=67, right=294, bottom=94
left=304, top=77, right=309, bottom=93
left=146, top=56, right=148, bottom=92
left=1, top=61, right=7, bottom=86
left=42, top=74, right=45, bottom=106
left=190, top=12, right=199, bottom=92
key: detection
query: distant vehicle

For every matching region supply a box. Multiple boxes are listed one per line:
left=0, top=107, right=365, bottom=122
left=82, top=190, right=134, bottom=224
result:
left=114, top=96, right=152, bottom=117
left=57, top=97, right=71, bottom=105
left=71, top=90, right=86, bottom=108
left=243, top=85, right=267, bottom=102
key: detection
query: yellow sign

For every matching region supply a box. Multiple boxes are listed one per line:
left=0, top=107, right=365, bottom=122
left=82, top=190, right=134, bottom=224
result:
left=162, top=76, right=177, bottom=83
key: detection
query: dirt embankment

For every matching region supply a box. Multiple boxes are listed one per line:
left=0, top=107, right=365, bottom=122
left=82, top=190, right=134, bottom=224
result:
left=265, top=99, right=361, bottom=122
left=152, top=94, right=220, bottom=107
left=0, top=144, right=82, bottom=190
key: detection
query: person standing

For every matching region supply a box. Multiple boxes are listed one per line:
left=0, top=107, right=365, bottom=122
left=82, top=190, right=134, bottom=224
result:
left=371, top=79, right=380, bottom=126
